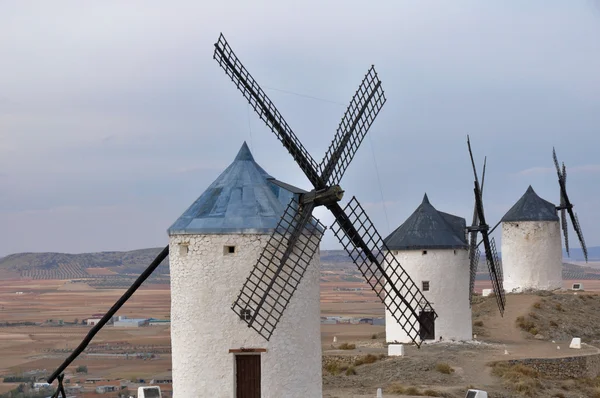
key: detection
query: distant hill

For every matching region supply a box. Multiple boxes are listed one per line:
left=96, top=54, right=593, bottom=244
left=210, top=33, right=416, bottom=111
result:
left=0, top=248, right=170, bottom=282
left=1, top=246, right=599, bottom=281
left=562, top=246, right=600, bottom=261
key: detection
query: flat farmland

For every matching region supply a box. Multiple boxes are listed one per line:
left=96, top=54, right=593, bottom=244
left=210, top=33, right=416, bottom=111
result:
left=3, top=272, right=600, bottom=395
left=0, top=280, right=172, bottom=380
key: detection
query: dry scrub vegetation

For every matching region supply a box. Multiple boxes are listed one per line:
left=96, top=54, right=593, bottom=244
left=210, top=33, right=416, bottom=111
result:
left=386, top=382, right=446, bottom=396
left=323, top=354, right=386, bottom=376
left=514, top=292, right=600, bottom=342
left=490, top=361, right=600, bottom=397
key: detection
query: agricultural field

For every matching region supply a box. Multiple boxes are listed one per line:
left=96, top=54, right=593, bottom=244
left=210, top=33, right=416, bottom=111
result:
left=2, top=247, right=600, bottom=397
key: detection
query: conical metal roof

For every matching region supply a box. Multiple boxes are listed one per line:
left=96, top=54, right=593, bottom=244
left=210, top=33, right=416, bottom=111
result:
left=167, top=142, right=297, bottom=235
left=383, top=194, right=468, bottom=250
left=501, top=185, right=558, bottom=222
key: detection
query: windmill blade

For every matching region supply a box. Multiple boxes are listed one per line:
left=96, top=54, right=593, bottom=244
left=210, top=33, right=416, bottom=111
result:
left=468, top=246, right=481, bottom=305
left=571, top=211, right=588, bottom=262
left=552, top=147, right=563, bottom=181
left=320, top=66, right=386, bottom=186
left=560, top=162, right=570, bottom=256
left=561, top=208, right=569, bottom=256
left=213, top=33, right=322, bottom=187
left=231, top=198, right=324, bottom=341
left=328, top=197, right=436, bottom=347
left=467, top=137, right=485, bottom=305
left=474, top=183, right=506, bottom=315
left=484, top=235, right=505, bottom=314
left=553, top=149, right=588, bottom=262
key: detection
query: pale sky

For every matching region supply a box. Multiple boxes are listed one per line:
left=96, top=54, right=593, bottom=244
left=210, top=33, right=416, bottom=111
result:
left=1, top=1, right=599, bottom=257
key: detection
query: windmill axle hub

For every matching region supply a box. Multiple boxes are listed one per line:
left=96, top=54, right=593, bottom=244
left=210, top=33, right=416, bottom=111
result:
left=555, top=204, right=573, bottom=211
left=467, top=224, right=489, bottom=233
left=301, top=185, right=344, bottom=207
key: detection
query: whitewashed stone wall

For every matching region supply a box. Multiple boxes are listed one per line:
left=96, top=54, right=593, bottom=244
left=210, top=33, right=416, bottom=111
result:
left=385, top=248, right=471, bottom=343
left=169, top=233, right=322, bottom=398
left=502, top=221, right=562, bottom=293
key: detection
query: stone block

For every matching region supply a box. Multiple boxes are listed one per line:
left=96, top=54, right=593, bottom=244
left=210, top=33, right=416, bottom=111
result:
left=388, top=344, right=404, bottom=356
left=570, top=338, right=581, bottom=349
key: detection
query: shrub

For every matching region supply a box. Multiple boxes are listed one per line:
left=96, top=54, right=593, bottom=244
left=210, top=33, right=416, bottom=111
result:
left=473, top=320, right=484, bottom=327
left=491, top=362, right=542, bottom=396
left=354, top=354, right=379, bottom=366
left=423, top=389, right=442, bottom=397
left=435, top=362, right=455, bottom=374
left=549, top=320, right=559, bottom=327
left=324, top=362, right=341, bottom=375
left=387, top=382, right=405, bottom=394
left=345, top=366, right=356, bottom=376
left=529, top=327, right=538, bottom=335
left=516, top=316, right=536, bottom=332
left=529, top=312, right=538, bottom=319
left=555, top=303, right=564, bottom=312
left=371, top=334, right=377, bottom=339
left=338, top=342, right=356, bottom=350
left=533, top=301, right=542, bottom=309
left=405, top=386, right=421, bottom=395
left=75, top=365, right=88, bottom=374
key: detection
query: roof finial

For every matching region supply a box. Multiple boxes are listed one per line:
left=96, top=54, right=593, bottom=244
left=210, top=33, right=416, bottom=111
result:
left=422, top=193, right=430, bottom=205
left=235, top=141, right=255, bottom=161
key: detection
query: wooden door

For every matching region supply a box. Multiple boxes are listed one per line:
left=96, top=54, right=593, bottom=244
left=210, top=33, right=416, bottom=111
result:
left=419, top=311, right=435, bottom=340
left=236, top=354, right=261, bottom=398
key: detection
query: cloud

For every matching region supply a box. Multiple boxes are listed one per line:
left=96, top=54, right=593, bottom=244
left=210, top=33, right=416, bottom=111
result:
left=1, top=1, right=599, bottom=254
left=173, top=165, right=226, bottom=174
left=517, top=165, right=600, bottom=176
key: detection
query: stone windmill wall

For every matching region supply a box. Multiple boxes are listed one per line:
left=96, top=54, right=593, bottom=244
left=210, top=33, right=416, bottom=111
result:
left=383, top=194, right=472, bottom=343
left=501, top=186, right=562, bottom=293
left=168, top=143, right=322, bottom=397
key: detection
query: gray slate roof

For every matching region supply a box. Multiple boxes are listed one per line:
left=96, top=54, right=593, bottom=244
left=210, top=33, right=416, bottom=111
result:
left=167, top=142, right=297, bottom=235
left=501, top=185, right=558, bottom=222
left=383, top=194, right=468, bottom=251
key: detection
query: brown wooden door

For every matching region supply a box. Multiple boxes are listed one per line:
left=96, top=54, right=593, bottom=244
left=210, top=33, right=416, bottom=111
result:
left=236, top=354, right=261, bottom=398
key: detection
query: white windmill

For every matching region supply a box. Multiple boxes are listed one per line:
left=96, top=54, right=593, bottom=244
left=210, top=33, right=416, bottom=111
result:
left=501, top=148, right=588, bottom=292
left=168, top=142, right=323, bottom=397
left=383, top=194, right=472, bottom=343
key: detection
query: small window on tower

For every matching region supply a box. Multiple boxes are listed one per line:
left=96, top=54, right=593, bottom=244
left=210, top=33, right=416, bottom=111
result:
left=224, top=245, right=236, bottom=255
left=179, top=244, right=189, bottom=256
left=422, top=250, right=428, bottom=255
left=240, top=308, right=252, bottom=321
left=422, top=281, right=430, bottom=291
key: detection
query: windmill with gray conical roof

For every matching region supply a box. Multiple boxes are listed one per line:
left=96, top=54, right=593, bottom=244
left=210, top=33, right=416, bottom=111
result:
left=168, top=142, right=324, bottom=397
left=501, top=149, right=588, bottom=293
left=500, top=186, right=563, bottom=292
left=383, top=194, right=471, bottom=343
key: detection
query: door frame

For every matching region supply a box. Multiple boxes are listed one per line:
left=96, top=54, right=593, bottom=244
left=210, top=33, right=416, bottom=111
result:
left=230, top=348, right=266, bottom=398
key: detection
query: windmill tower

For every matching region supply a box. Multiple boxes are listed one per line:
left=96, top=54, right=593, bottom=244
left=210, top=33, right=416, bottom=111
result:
left=168, top=142, right=323, bottom=397
left=383, top=194, right=471, bottom=343
left=501, top=148, right=588, bottom=292
left=500, top=186, right=562, bottom=292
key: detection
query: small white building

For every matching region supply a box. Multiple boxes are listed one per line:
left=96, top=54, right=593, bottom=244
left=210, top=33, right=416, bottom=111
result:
left=501, top=186, right=562, bottom=293
left=113, top=318, right=148, bottom=327
left=383, top=194, right=471, bottom=343
left=167, top=142, right=322, bottom=398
